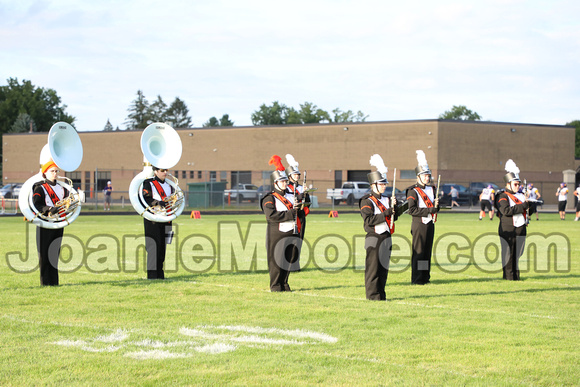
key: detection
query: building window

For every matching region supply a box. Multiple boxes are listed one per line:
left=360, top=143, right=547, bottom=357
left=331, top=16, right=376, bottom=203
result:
left=231, top=171, right=252, bottom=186
left=65, top=171, right=81, bottom=190
left=182, top=170, right=186, bottom=179
left=400, top=170, right=416, bottom=179
left=84, top=171, right=91, bottom=192
left=190, top=170, right=194, bottom=179
left=210, top=171, right=216, bottom=181
left=198, top=171, right=202, bottom=179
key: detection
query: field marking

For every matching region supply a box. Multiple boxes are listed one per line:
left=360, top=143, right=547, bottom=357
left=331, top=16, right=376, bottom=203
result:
left=39, top=323, right=338, bottom=360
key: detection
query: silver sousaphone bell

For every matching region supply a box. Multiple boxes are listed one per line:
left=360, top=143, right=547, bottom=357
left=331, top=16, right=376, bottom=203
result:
left=19, top=122, right=84, bottom=229
left=129, top=123, right=185, bottom=222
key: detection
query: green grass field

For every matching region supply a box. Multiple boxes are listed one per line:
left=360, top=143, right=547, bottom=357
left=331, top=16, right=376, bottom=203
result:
left=1, top=212, right=578, bottom=386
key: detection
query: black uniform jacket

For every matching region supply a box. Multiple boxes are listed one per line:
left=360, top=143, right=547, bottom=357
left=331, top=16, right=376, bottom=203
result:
left=496, top=189, right=529, bottom=232
left=359, top=193, right=398, bottom=234
left=406, top=183, right=439, bottom=221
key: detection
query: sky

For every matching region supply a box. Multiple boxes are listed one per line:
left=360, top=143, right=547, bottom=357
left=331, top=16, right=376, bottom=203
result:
left=1, top=0, right=579, bottom=131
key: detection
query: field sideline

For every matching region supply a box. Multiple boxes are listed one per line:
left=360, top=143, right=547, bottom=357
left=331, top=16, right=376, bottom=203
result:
left=1, top=212, right=578, bottom=385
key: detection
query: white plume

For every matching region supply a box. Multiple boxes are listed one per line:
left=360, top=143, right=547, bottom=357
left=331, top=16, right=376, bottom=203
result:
left=369, top=154, right=388, bottom=174
left=416, top=150, right=428, bottom=166
left=504, top=159, right=520, bottom=174
left=285, top=154, right=299, bottom=169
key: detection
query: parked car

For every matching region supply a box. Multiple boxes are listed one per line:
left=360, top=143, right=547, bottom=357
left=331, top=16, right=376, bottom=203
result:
left=438, top=184, right=472, bottom=206
left=257, top=184, right=273, bottom=201
left=224, top=184, right=259, bottom=202
left=383, top=187, right=406, bottom=203
left=327, top=181, right=371, bottom=205
left=469, top=182, right=500, bottom=198
left=0, top=183, right=23, bottom=199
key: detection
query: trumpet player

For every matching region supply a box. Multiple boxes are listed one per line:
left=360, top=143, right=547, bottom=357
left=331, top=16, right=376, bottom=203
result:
left=33, top=160, right=68, bottom=286
left=142, top=166, right=174, bottom=280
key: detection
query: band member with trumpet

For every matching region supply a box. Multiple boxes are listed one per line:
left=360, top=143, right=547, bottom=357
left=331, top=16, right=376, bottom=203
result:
left=261, top=155, right=303, bottom=292
left=285, top=154, right=311, bottom=271
left=406, top=150, right=439, bottom=285
left=359, top=154, right=399, bottom=301
left=495, top=159, right=529, bottom=280
left=19, top=122, right=84, bottom=286
left=142, top=167, right=175, bottom=280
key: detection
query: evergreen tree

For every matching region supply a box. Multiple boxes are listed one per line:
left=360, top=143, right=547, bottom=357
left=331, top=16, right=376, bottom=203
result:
left=10, top=113, right=37, bottom=133
left=166, top=97, right=192, bottom=128
left=103, top=119, right=114, bottom=131
left=125, top=90, right=150, bottom=130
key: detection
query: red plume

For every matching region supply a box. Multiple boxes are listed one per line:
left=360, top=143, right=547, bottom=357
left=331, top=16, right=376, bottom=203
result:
left=269, top=155, right=284, bottom=171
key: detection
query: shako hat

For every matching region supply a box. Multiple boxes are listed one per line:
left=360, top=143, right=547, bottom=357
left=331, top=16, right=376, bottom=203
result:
left=415, top=150, right=431, bottom=176
left=503, top=159, right=521, bottom=183
left=269, top=155, right=288, bottom=184
left=367, top=154, right=388, bottom=184
left=285, top=154, right=300, bottom=177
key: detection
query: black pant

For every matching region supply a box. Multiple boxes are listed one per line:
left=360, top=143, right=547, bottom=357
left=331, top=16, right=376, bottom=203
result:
left=411, top=221, right=434, bottom=284
left=144, top=219, right=171, bottom=279
left=365, top=233, right=391, bottom=300
left=37, top=227, right=64, bottom=286
left=499, top=225, right=526, bottom=280
left=266, top=230, right=297, bottom=291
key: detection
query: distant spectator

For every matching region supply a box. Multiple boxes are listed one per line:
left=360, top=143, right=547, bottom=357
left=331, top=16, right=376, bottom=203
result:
left=525, top=183, right=541, bottom=221
left=449, top=186, right=459, bottom=208
left=103, top=181, right=113, bottom=211
left=556, top=183, right=568, bottom=220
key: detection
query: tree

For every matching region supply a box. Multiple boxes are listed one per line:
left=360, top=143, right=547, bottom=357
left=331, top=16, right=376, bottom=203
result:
left=251, top=101, right=367, bottom=125
left=251, top=101, right=289, bottom=125
left=103, top=119, right=114, bottom=131
left=165, top=97, right=192, bottom=128
left=219, top=114, right=234, bottom=127
left=439, top=105, right=482, bottom=121
left=0, top=78, right=75, bottom=173
left=203, top=114, right=235, bottom=128
left=124, top=90, right=150, bottom=130
left=0, top=78, right=75, bottom=134
left=10, top=113, right=37, bottom=133
left=331, top=108, right=368, bottom=123
left=298, top=102, right=330, bottom=124
left=149, top=95, right=168, bottom=123
left=566, top=120, right=580, bottom=158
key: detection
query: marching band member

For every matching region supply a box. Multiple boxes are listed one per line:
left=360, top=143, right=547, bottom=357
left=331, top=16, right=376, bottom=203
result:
left=479, top=185, right=495, bottom=220
left=406, top=150, right=439, bottom=285
left=33, top=159, right=68, bottom=286
left=142, top=166, right=174, bottom=279
left=261, top=155, right=303, bottom=292
left=496, top=159, right=529, bottom=281
left=285, top=154, right=310, bottom=272
left=359, top=154, right=398, bottom=301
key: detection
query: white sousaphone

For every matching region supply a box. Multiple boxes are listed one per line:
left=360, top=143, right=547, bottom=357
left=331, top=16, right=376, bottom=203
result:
left=19, top=122, right=84, bottom=229
left=129, top=122, right=185, bottom=222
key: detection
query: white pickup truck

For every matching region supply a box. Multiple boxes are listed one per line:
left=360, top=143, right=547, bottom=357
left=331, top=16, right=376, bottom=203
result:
left=224, top=184, right=259, bottom=202
left=326, top=181, right=371, bottom=205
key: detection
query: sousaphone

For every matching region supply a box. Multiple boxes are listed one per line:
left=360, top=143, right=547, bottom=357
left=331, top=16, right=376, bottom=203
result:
left=129, top=123, right=185, bottom=222
left=18, top=122, right=83, bottom=229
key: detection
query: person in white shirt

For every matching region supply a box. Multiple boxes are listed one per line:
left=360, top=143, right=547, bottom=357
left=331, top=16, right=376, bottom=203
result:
left=525, top=183, right=541, bottom=221
left=574, top=184, right=580, bottom=221
left=479, top=185, right=495, bottom=220
left=556, top=183, right=568, bottom=220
